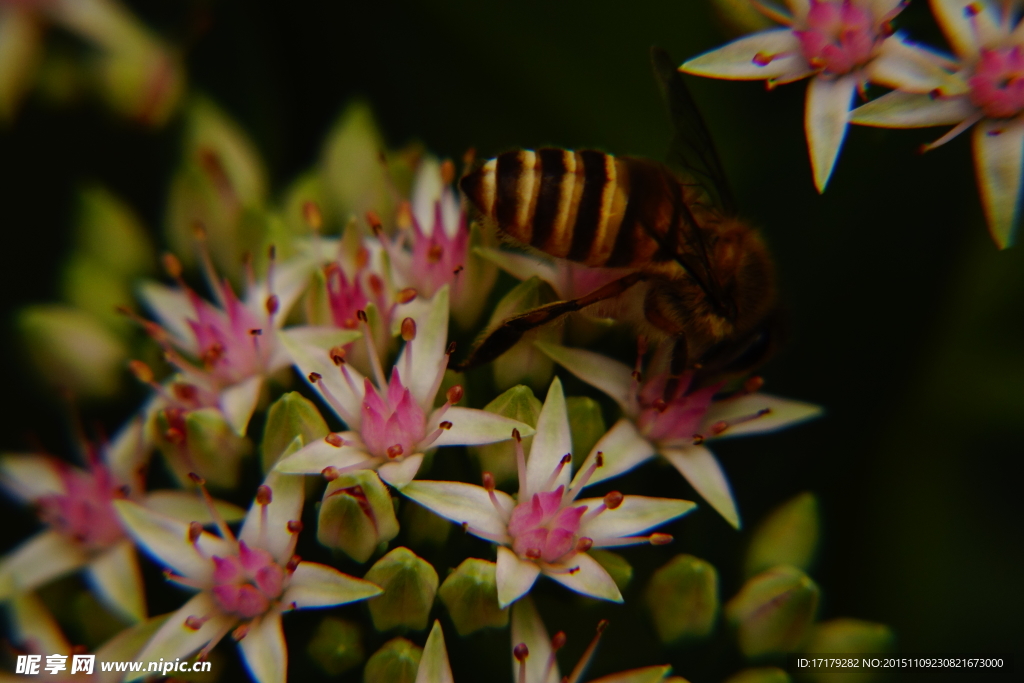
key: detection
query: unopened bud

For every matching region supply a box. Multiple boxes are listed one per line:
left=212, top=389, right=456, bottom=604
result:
left=726, top=565, right=819, bottom=657
left=307, top=617, right=364, bottom=676
left=363, top=637, right=421, bottom=683
left=401, top=318, right=416, bottom=341
left=438, top=558, right=509, bottom=635
left=745, top=492, right=819, bottom=577
left=364, top=547, right=439, bottom=632
left=646, top=554, right=719, bottom=644
left=318, top=471, right=399, bottom=563
left=262, top=391, right=330, bottom=471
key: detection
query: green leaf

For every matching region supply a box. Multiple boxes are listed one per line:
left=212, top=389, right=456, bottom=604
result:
left=437, top=558, right=509, bottom=636
left=261, top=392, right=329, bottom=471
left=645, top=554, right=719, bottom=643
left=745, top=492, right=820, bottom=578
left=726, top=566, right=820, bottom=658
left=364, top=547, right=439, bottom=632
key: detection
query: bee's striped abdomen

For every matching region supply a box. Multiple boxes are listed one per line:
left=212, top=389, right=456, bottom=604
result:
left=461, top=148, right=641, bottom=267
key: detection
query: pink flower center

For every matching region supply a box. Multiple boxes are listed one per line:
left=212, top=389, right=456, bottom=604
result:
left=796, top=0, right=882, bottom=75
left=969, top=47, right=1024, bottom=118
left=37, top=464, right=125, bottom=550
left=359, top=370, right=426, bottom=460
left=186, top=285, right=271, bottom=386
left=210, top=541, right=285, bottom=619
left=507, top=487, right=587, bottom=564
left=635, top=371, right=720, bottom=444
left=325, top=262, right=371, bottom=330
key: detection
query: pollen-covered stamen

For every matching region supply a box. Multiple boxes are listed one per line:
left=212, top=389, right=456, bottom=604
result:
left=255, top=485, right=272, bottom=545
left=283, top=520, right=303, bottom=560
left=417, top=420, right=453, bottom=450
left=184, top=614, right=209, bottom=631
left=482, top=471, right=509, bottom=519
left=513, top=428, right=528, bottom=499
left=591, top=532, right=673, bottom=549
left=324, top=433, right=345, bottom=448
left=188, top=472, right=236, bottom=542
left=565, top=453, right=603, bottom=503
left=308, top=372, right=358, bottom=426
left=544, top=454, right=572, bottom=492
left=582, top=490, right=622, bottom=524
left=514, top=643, right=529, bottom=683
left=193, top=224, right=228, bottom=309
left=546, top=631, right=566, bottom=683
left=163, top=570, right=205, bottom=589
left=703, top=407, right=773, bottom=439
left=356, top=309, right=388, bottom=390
left=400, top=317, right=417, bottom=377
left=751, top=50, right=794, bottom=66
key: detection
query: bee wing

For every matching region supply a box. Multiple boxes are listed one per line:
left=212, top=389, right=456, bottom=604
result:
left=650, top=46, right=737, bottom=215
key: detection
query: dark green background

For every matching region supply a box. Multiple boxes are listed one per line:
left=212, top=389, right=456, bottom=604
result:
left=1, top=1, right=1020, bottom=681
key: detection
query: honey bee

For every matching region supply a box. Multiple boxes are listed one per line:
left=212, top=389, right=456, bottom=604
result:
left=454, top=48, right=780, bottom=386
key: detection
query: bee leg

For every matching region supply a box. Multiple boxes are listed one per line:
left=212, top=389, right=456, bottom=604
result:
left=453, top=272, right=647, bottom=371
left=663, top=336, right=690, bottom=400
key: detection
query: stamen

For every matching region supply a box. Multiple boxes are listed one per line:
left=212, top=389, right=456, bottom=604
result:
left=192, top=223, right=227, bottom=308
left=164, top=571, right=205, bottom=589
left=482, top=472, right=509, bottom=518
left=575, top=537, right=594, bottom=552
left=566, top=452, right=603, bottom=502
left=308, top=373, right=358, bottom=426
left=396, top=288, right=418, bottom=304
left=185, top=615, right=209, bottom=631
left=514, top=643, right=529, bottom=683
left=188, top=472, right=235, bottom=542
left=256, top=485, right=272, bottom=546
left=513, top=428, right=528, bottom=499
left=582, top=491, right=622, bottom=523
left=401, top=317, right=416, bottom=378
left=418, top=420, right=453, bottom=450
left=266, top=244, right=277, bottom=304
left=329, top=346, right=347, bottom=366
left=357, top=310, right=388, bottom=390
left=743, top=376, right=764, bottom=394
left=325, top=433, right=345, bottom=447
left=322, top=466, right=340, bottom=481
left=188, top=521, right=205, bottom=555
left=545, top=631, right=565, bottom=683
left=303, top=201, right=323, bottom=231
left=386, top=444, right=404, bottom=460
left=565, top=620, right=609, bottom=683
left=591, top=533, right=673, bottom=548
left=232, top=623, right=250, bottom=641
left=544, top=453, right=572, bottom=491
left=710, top=408, right=772, bottom=437
left=284, top=520, right=303, bottom=559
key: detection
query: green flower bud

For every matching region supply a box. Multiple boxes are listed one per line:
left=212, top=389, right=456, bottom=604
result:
left=745, top=492, right=820, bottom=578
left=469, top=385, right=542, bottom=485
left=62, top=255, right=134, bottom=333
left=307, top=616, right=364, bottom=676
left=645, top=554, right=719, bottom=643
left=437, top=558, right=509, bottom=636
left=321, top=101, right=393, bottom=230
left=726, top=566, right=820, bottom=658
left=18, top=305, right=127, bottom=398
left=364, top=547, right=439, bottom=632
left=803, top=619, right=894, bottom=683
left=488, top=277, right=560, bottom=391
left=363, top=637, right=422, bottom=683
left=566, top=396, right=606, bottom=471
left=282, top=171, right=328, bottom=236
left=590, top=549, right=633, bottom=591
left=73, top=185, right=154, bottom=278
left=154, top=407, right=251, bottom=490
left=318, top=470, right=399, bottom=563
left=261, top=392, right=329, bottom=471
left=723, top=667, right=792, bottom=683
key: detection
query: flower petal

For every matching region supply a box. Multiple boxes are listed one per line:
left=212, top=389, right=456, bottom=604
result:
left=106, top=412, right=152, bottom=485
left=220, top=375, right=264, bottom=436
left=127, top=593, right=236, bottom=681
left=0, top=530, right=88, bottom=599
left=87, top=540, right=146, bottom=622
left=0, top=454, right=64, bottom=501
left=137, top=281, right=198, bottom=354
left=245, top=254, right=321, bottom=327
left=974, top=117, right=1024, bottom=249
left=239, top=471, right=305, bottom=564
left=280, top=325, right=362, bottom=351
left=401, top=481, right=513, bottom=541
left=681, top=29, right=808, bottom=81
left=377, top=453, right=425, bottom=488
left=238, top=609, right=287, bottom=683
left=8, top=592, right=72, bottom=655
left=702, top=392, right=822, bottom=439
left=805, top=74, right=857, bottom=192
left=496, top=545, right=541, bottom=608
left=525, top=377, right=573, bottom=496
left=94, top=615, right=171, bottom=683
left=282, top=561, right=382, bottom=608
left=535, top=342, right=637, bottom=416
left=416, top=620, right=455, bottom=683
left=143, top=490, right=247, bottom=523
left=279, top=329, right=367, bottom=427
left=850, top=90, right=976, bottom=127
left=273, top=437, right=373, bottom=474
left=660, top=445, right=741, bottom=529
left=543, top=552, right=623, bottom=603
left=113, top=500, right=234, bottom=582
left=867, top=37, right=966, bottom=94
left=571, top=419, right=657, bottom=490
left=428, top=407, right=534, bottom=448
left=578, top=495, right=696, bottom=543
left=511, top=596, right=560, bottom=683
left=930, top=0, right=999, bottom=62
left=394, top=286, right=450, bottom=410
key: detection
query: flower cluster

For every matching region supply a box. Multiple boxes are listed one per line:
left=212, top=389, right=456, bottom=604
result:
left=685, top=0, right=1024, bottom=247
